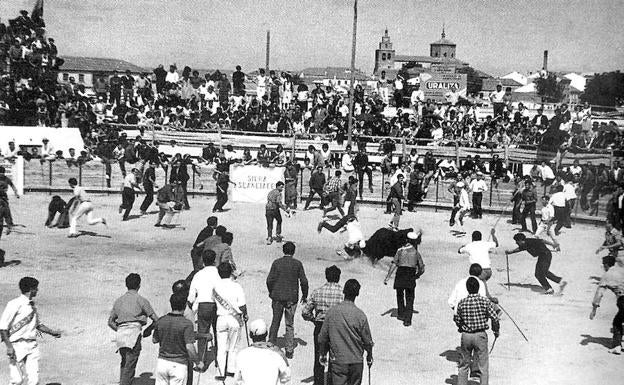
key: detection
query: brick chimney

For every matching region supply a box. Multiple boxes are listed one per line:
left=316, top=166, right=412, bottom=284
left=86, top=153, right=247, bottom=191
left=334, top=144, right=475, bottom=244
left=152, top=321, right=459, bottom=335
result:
left=543, top=50, right=548, bottom=72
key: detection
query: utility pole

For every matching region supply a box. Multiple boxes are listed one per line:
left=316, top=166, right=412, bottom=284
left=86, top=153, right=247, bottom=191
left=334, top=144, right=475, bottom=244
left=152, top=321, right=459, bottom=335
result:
left=266, top=30, right=271, bottom=73
left=347, top=0, right=358, bottom=147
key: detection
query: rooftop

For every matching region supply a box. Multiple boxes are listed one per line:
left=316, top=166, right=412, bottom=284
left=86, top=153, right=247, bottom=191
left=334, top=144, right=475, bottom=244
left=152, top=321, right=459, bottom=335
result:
left=60, top=56, right=147, bottom=73
left=394, top=54, right=467, bottom=66
left=300, top=66, right=371, bottom=81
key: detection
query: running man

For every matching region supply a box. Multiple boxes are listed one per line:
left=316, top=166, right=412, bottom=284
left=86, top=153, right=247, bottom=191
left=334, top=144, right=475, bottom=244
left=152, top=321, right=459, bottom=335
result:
left=453, top=181, right=471, bottom=233
left=535, top=195, right=561, bottom=251
left=505, top=233, right=568, bottom=295
left=265, top=181, right=292, bottom=245
left=388, top=173, right=405, bottom=231
left=458, top=229, right=498, bottom=282
left=119, top=168, right=142, bottom=221
left=318, top=214, right=366, bottom=258
left=0, top=166, right=19, bottom=237
left=67, top=177, right=106, bottom=237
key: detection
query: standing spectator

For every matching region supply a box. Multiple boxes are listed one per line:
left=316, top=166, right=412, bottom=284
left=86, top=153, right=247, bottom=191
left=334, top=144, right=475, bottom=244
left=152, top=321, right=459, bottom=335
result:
left=187, top=250, right=220, bottom=367
left=213, top=169, right=234, bottom=213
left=234, top=319, right=291, bottom=385
left=165, top=65, right=179, bottom=85
left=469, top=172, right=487, bottom=219
left=284, top=161, right=300, bottom=210
left=232, top=65, right=246, bottom=96
left=388, top=174, right=405, bottom=230
left=453, top=277, right=500, bottom=385
left=318, top=279, right=374, bottom=385
left=304, top=165, right=326, bottom=211
left=122, top=70, right=135, bottom=103
left=589, top=254, right=624, bottom=354
left=353, top=145, right=373, bottom=198
left=108, top=273, right=159, bottom=385
left=489, top=83, right=505, bottom=118
left=510, top=176, right=523, bottom=225
left=535, top=195, right=561, bottom=250
left=563, top=177, right=577, bottom=223
left=383, top=232, right=425, bottom=327
left=213, top=262, right=248, bottom=379
left=119, top=168, right=141, bottom=221
left=266, top=242, right=309, bottom=359
left=322, top=170, right=346, bottom=218
left=0, top=165, right=20, bottom=237
left=0, top=277, right=62, bottom=385
left=265, top=181, right=292, bottom=245
left=550, top=185, right=569, bottom=235
left=153, top=64, right=168, bottom=94
left=109, top=70, right=123, bottom=106
left=139, top=161, right=156, bottom=215
left=152, top=294, right=203, bottom=384
left=341, top=145, right=355, bottom=178
left=520, top=179, right=538, bottom=233
left=301, top=265, right=343, bottom=385
left=218, top=73, right=231, bottom=106
left=94, top=76, right=108, bottom=101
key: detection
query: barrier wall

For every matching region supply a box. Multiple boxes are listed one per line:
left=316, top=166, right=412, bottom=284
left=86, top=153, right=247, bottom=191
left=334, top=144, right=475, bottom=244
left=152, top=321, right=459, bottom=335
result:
left=0, top=126, right=85, bottom=156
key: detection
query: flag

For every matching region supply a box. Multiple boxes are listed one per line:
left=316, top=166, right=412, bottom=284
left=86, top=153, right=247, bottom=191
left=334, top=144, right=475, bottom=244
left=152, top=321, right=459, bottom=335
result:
left=32, top=0, right=44, bottom=26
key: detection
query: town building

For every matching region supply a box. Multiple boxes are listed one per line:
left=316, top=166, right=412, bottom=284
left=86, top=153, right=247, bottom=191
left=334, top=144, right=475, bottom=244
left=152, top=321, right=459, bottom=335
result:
left=57, top=56, right=146, bottom=89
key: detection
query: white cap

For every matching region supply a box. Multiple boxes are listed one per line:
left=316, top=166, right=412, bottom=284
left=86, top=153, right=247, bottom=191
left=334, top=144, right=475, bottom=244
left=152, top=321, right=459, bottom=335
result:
left=248, top=319, right=267, bottom=336
left=456, top=181, right=465, bottom=188
left=407, top=231, right=420, bottom=240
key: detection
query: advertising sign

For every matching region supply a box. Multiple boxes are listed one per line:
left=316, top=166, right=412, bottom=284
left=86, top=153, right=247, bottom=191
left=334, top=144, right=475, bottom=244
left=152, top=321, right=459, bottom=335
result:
left=230, top=164, right=285, bottom=203
left=420, top=73, right=467, bottom=102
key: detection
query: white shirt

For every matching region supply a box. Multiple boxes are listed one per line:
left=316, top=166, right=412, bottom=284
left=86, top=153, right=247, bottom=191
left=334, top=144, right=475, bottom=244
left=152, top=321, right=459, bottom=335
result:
left=187, top=266, right=220, bottom=309
left=459, top=241, right=496, bottom=269
left=459, top=189, right=470, bottom=208
left=346, top=220, right=364, bottom=246
left=123, top=173, right=136, bottom=189
left=549, top=191, right=566, bottom=207
left=0, top=295, right=38, bottom=342
left=165, top=71, right=179, bottom=84
left=438, top=159, right=457, bottom=171
left=445, top=90, right=460, bottom=106
left=73, top=186, right=90, bottom=202
left=257, top=75, right=267, bottom=88
left=235, top=345, right=291, bottom=385
left=410, top=89, right=425, bottom=105
left=541, top=204, right=554, bottom=222
left=538, top=165, right=555, bottom=180
left=563, top=183, right=577, bottom=200
left=431, top=127, right=444, bottom=141
left=338, top=105, right=349, bottom=117
left=204, top=90, right=218, bottom=102
left=469, top=179, right=488, bottom=193
left=569, top=165, right=582, bottom=176
left=489, top=89, right=505, bottom=103
left=213, top=278, right=246, bottom=317
left=447, top=276, right=487, bottom=312
left=341, top=153, right=354, bottom=172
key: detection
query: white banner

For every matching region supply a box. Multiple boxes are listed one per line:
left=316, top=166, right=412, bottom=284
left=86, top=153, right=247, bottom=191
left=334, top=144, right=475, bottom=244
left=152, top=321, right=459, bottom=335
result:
left=0, top=156, right=24, bottom=196
left=230, top=165, right=285, bottom=203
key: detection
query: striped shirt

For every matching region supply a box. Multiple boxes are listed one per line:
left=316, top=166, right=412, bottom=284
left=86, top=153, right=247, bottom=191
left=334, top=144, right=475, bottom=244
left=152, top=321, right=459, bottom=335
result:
left=324, top=177, right=342, bottom=194
left=308, top=283, right=343, bottom=322
left=454, top=294, right=499, bottom=333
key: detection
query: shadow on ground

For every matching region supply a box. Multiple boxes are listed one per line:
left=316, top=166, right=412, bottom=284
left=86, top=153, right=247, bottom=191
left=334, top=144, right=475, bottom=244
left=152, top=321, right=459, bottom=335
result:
left=580, top=334, right=613, bottom=348
left=380, top=308, right=419, bottom=319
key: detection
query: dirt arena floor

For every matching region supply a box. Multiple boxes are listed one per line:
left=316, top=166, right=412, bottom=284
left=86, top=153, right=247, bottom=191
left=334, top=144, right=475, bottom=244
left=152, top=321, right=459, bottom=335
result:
left=0, top=193, right=620, bottom=385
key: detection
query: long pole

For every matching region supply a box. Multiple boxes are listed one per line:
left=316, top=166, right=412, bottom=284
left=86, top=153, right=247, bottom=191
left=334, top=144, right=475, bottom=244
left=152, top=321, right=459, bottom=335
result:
left=265, top=30, right=270, bottom=73
left=346, top=0, right=358, bottom=147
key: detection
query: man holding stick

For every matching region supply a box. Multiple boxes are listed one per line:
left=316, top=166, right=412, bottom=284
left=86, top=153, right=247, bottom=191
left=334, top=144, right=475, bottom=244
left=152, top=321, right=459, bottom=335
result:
left=505, top=233, right=568, bottom=295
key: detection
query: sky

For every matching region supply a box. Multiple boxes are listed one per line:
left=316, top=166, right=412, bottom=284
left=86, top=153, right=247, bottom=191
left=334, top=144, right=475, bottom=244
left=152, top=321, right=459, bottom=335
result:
left=2, top=0, right=624, bottom=76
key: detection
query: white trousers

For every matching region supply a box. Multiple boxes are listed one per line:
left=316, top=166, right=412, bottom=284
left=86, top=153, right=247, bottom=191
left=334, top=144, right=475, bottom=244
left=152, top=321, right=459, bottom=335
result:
left=216, top=315, right=240, bottom=373
left=69, top=201, right=103, bottom=235
left=10, top=341, right=39, bottom=385
left=155, top=358, right=187, bottom=385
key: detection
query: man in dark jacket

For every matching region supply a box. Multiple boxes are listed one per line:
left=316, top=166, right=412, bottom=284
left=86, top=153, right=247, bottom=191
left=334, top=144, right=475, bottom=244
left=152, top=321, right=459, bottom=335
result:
left=266, top=242, right=309, bottom=359
left=304, top=165, right=326, bottom=210
left=353, top=146, right=373, bottom=198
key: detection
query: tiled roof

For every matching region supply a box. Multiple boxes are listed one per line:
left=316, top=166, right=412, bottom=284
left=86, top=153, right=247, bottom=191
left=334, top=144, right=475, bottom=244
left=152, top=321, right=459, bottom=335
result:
left=394, top=55, right=467, bottom=65
left=431, top=37, right=456, bottom=46
left=59, top=56, right=147, bottom=73
left=300, top=67, right=371, bottom=81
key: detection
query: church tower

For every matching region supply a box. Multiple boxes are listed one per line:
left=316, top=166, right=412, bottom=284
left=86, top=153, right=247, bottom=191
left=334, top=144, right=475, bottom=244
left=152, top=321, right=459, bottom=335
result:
left=374, top=29, right=395, bottom=75
left=430, top=25, right=456, bottom=59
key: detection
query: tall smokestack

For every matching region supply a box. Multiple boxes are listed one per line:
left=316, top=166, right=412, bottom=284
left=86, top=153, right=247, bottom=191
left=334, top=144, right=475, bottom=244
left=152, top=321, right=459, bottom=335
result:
left=265, top=30, right=270, bottom=73
left=543, top=50, right=548, bottom=72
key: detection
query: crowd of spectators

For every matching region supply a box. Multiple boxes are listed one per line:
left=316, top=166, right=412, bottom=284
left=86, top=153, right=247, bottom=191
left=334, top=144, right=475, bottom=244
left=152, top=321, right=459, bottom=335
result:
left=1, top=7, right=621, bottom=156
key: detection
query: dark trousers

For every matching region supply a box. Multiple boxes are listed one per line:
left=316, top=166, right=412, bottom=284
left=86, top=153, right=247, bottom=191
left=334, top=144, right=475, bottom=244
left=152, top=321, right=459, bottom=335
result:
left=121, top=187, right=135, bottom=220
left=321, top=215, right=354, bottom=233
left=396, top=287, right=415, bottom=324
left=511, top=199, right=522, bottom=224
left=357, top=168, right=373, bottom=197
left=213, top=188, right=228, bottom=211
left=305, top=188, right=325, bottom=209
left=535, top=254, right=561, bottom=290
left=139, top=184, right=154, bottom=212
left=472, top=192, right=483, bottom=218
left=266, top=209, right=282, bottom=238
left=118, top=159, right=127, bottom=177
left=197, top=302, right=218, bottom=363
left=313, top=321, right=329, bottom=385
left=105, top=162, right=112, bottom=187
left=554, top=205, right=569, bottom=233
left=181, top=183, right=190, bottom=209
left=119, top=335, right=141, bottom=385
left=269, top=300, right=297, bottom=354
left=330, top=362, right=363, bottom=385
left=450, top=196, right=460, bottom=224
left=458, top=331, right=488, bottom=385
left=612, top=297, right=624, bottom=348
left=190, top=247, right=202, bottom=271
left=521, top=202, right=537, bottom=232
left=111, top=92, right=121, bottom=107
left=0, top=200, right=14, bottom=238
